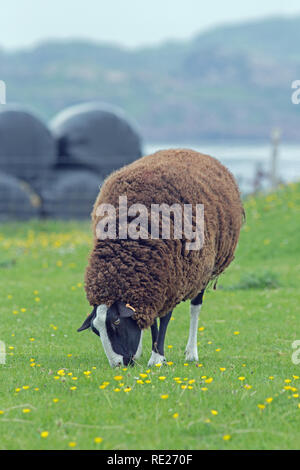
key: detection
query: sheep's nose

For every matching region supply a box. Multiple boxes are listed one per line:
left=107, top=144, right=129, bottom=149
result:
left=123, top=356, right=134, bottom=366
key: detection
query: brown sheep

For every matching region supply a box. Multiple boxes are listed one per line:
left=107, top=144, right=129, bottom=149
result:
left=78, top=149, right=244, bottom=367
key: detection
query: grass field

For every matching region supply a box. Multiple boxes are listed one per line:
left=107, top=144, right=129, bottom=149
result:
left=0, top=182, right=300, bottom=450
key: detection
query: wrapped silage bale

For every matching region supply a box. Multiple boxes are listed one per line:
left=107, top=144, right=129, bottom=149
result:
left=0, top=106, right=56, bottom=192
left=50, top=102, right=142, bottom=176
left=0, top=172, right=41, bottom=220
left=42, top=170, right=102, bottom=219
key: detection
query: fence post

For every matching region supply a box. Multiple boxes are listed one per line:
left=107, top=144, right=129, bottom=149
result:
left=270, top=128, right=281, bottom=190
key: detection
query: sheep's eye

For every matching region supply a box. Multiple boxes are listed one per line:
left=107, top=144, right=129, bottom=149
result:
left=113, top=319, right=120, bottom=326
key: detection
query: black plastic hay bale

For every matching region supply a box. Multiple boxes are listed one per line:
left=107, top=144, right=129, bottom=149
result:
left=0, top=105, right=56, bottom=190
left=0, top=172, right=41, bottom=220
left=50, top=102, right=142, bottom=175
left=42, top=170, right=102, bottom=219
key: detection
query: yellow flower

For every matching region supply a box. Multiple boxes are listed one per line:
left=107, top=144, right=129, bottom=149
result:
left=22, top=408, right=31, bottom=413
left=215, top=348, right=221, bottom=352
left=139, top=373, right=148, bottom=379
left=201, top=387, right=208, bottom=391
left=0, top=410, right=4, bottom=415
left=160, top=394, right=169, bottom=399
left=136, top=380, right=144, bottom=384
left=233, top=331, right=240, bottom=335
left=269, top=376, right=274, bottom=380
left=167, top=345, right=173, bottom=349
left=257, top=404, right=265, bottom=410
left=238, top=377, right=245, bottom=381
left=159, top=376, right=166, bottom=381
left=22, top=385, right=30, bottom=390
left=205, top=378, right=213, bottom=384
left=57, top=369, right=65, bottom=376
left=94, top=437, right=103, bottom=444
left=70, top=386, right=77, bottom=391
left=220, top=367, right=226, bottom=372
left=211, top=409, right=218, bottom=416
left=285, top=379, right=292, bottom=383
left=40, top=431, right=49, bottom=438
left=114, top=388, right=121, bottom=392
left=223, top=435, right=231, bottom=441
left=71, top=376, right=78, bottom=380
left=244, top=384, right=252, bottom=390
left=293, top=375, right=299, bottom=380
left=124, top=387, right=132, bottom=392
left=15, top=388, right=21, bottom=392
left=83, top=371, right=91, bottom=376
left=198, top=326, right=205, bottom=332
left=266, top=397, right=273, bottom=404
left=68, top=442, right=76, bottom=448
left=173, top=412, right=179, bottom=419
left=53, top=398, right=59, bottom=403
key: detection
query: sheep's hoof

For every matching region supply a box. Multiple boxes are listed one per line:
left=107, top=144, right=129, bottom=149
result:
left=184, top=349, right=199, bottom=362
left=147, top=351, right=166, bottom=367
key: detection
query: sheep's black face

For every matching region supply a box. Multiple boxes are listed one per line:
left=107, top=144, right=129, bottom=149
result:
left=105, top=304, right=142, bottom=366
left=77, top=302, right=142, bottom=367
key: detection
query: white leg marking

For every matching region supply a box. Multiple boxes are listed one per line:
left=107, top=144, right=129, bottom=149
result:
left=185, top=304, right=201, bottom=361
left=134, top=331, right=143, bottom=360
left=147, top=351, right=166, bottom=367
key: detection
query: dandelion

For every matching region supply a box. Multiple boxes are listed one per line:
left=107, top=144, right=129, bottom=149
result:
left=57, top=369, right=65, bottom=376
left=114, top=375, right=123, bottom=381
left=285, top=379, right=292, bottom=383
left=139, top=373, right=148, bottom=379
left=215, top=348, right=221, bottom=352
left=22, top=408, right=31, bottom=413
left=70, top=386, right=77, bottom=391
left=136, top=380, right=144, bottom=385
left=71, top=377, right=78, bottom=380
left=244, top=384, right=252, bottom=390
left=205, top=378, right=213, bottom=384
left=53, top=398, right=59, bottom=403
left=198, top=326, right=205, bottom=332
left=22, top=385, right=30, bottom=390
left=269, top=376, right=274, bottom=380
left=124, top=387, right=132, bottom=393
left=159, top=376, right=166, bottom=381
left=0, top=410, right=4, bottom=415
left=220, top=367, right=226, bottom=372
left=15, top=388, right=21, bottom=393
left=94, top=437, right=103, bottom=444
left=257, top=404, right=265, bottom=410
left=223, top=435, right=231, bottom=441
left=160, top=394, right=169, bottom=399
left=266, top=397, right=273, bottom=404
left=293, top=375, right=299, bottom=380
left=233, top=331, right=240, bottom=335
left=40, top=431, right=49, bottom=438
left=201, top=387, right=208, bottom=391
left=211, top=410, right=218, bottom=416
left=29, top=338, right=35, bottom=342
left=167, top=345, right=173, bottom=349
left=68, top=442, right=76, bottom=448
left=238, top=377, right=245, bottom=381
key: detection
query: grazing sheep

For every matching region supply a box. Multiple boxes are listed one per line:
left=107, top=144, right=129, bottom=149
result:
left=78, top=149, right=244, bottom=367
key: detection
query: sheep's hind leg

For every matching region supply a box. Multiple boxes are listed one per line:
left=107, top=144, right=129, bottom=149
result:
left=147, top=311, right=172, bottom=366
left=185, top=290, right=204, bottom=362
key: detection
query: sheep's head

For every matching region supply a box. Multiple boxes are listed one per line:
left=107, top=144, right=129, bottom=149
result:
left=77, top=302, right=143, bottom=367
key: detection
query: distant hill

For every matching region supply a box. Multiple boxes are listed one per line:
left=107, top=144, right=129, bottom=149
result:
left=1, top=16, right=300, bottom=142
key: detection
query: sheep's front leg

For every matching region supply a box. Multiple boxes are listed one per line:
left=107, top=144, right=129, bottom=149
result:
left=148, top=311, right=172, bottom=366
left=185, top=290, right=204, bottom=362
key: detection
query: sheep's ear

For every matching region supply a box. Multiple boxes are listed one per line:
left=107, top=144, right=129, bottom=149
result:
left=117, top=302, right=135, bottom=318
left=77, top=306, right=97, bottom=332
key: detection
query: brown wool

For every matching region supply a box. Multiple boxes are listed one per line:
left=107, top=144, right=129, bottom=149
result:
left=84, top=149, right=244, bottom=329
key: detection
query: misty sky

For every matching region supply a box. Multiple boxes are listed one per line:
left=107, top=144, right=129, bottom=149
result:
left=2, top=0, right=300, bottom=50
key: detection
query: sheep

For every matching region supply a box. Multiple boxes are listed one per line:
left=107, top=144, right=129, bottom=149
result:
left=78, top=148, right=244, bottom=367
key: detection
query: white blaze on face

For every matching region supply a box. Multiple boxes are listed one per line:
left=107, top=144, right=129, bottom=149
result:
left=93, top=304, right=124, bottom=368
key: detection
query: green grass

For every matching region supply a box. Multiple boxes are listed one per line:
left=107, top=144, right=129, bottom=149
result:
left=0, top=182, right=300, bottom=450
